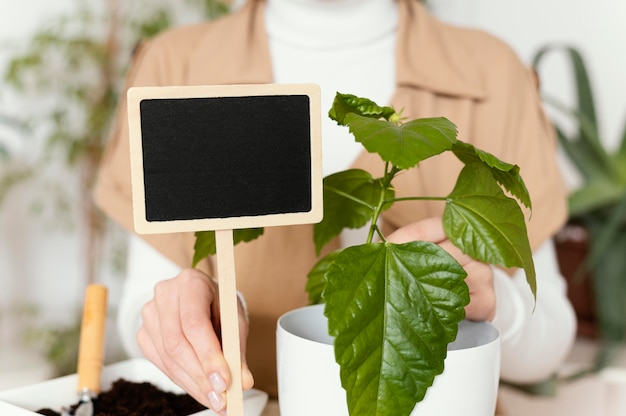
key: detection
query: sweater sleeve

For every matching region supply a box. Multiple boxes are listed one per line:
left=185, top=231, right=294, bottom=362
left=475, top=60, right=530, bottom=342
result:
left=491, top=239, right=577, bottom=383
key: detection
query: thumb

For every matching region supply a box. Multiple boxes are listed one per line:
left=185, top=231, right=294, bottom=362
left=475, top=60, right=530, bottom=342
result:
left=241, top=361, right=255, bottom=390
left=387, top=217, right=446, bottom=244
left=237, top=294, right=254, bottom=390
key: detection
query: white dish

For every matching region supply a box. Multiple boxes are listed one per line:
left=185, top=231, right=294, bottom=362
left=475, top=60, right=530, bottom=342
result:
left=0, top=358, right=268, bottom=416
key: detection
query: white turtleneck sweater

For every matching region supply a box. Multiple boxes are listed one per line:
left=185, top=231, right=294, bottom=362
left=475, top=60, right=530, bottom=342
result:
left=265, top=0, right=397, bottom=176
left=119, top=0, right=575, bottom=385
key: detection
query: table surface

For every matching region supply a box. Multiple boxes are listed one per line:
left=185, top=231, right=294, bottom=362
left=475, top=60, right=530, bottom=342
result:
left=3, top=338, right=623, bottom=416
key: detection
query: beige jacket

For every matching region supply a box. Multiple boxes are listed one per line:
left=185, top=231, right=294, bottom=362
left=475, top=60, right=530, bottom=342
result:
left=94, top=0, right=567, bottom=396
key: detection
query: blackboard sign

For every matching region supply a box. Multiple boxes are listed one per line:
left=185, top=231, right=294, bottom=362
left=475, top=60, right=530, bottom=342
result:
left=126, top=83, right=323, bottom=415
left=127, top=83, right=322, bottom=234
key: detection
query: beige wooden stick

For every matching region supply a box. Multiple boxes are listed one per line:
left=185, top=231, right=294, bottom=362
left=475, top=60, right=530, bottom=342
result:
left=215, top=229, right=244, bottom=415
left=77, top=283, right=108, bottom=394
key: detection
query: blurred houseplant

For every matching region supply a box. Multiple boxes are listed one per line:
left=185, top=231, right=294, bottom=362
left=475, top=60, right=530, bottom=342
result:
left=533, top=45, right=626, bottom=352
left=2, top=0, right=231, bottom=284
left=0, top=0, right=232, bottom=376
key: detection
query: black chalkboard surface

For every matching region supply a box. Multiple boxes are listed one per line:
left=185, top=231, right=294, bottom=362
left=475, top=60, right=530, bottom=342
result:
left=127, top=83, right=322, bottom=234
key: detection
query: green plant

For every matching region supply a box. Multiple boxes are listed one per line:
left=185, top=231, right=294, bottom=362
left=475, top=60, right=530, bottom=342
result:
left=532, top=45, right=626, bottom=345
left=1, top=0, right=232, bottom=283
left=0, top=112, right=24, bottom=158
left=24, top=318, right=81, bottom=378
left=1, top=0, right=232, bottom=380
left=307, top=93, right=534, bottom=416
left=0, top=111, right=31, bottom=204
left=193, top=92, right=536, bottom=416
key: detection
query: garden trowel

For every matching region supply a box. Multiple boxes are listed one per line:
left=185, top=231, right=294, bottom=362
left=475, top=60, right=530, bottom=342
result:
left=62, top=284, right=108, bottom=416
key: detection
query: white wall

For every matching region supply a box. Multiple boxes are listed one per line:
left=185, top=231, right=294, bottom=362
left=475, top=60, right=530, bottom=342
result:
left=0, top=0, right=87, bottom=388
left=430, top=0, right=626, bottom=151
left=0, top=0, right=624, bottom=386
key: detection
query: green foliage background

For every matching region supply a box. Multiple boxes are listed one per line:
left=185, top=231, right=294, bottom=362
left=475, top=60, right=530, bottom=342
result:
left=0, top=0, right=231, bottom=377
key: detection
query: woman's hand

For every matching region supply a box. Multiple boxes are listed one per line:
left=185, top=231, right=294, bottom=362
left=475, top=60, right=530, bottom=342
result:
left=137, top=268, right=254, bottom=415
left=387, top=217, right=496, bottom=322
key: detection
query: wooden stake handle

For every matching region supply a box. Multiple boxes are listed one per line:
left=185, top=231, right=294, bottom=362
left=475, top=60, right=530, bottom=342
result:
left=215, top=229, right=244, bottom=415
left=77, top=284, right=108, bottom=394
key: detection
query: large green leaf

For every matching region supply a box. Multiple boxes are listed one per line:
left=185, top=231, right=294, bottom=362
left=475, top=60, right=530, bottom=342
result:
left=618, top=117, right=626, bottom=166
left=587, top=219, right=626, bottom=342
left=452, top=141, right=531, bottom=210
left=306, top=249, right=342, bottom=304
left=552, top=123, right=610, bottom=185
left=443, top=163, right=536, bottom=297
left=314, top=169, right=393, bottom=254
left=533, top=45, right=625, bottom=195
left=344, top=114, right=458, bottom=170
left=532, top=45, right=598, bottom=134
left=323, top=242, right=469, bottom=416
left=192, top=228, right=264, bottom=267
left=585, top=193, right=626, bottom=269
left=329, top=92, right=396, bottom=125
left=568, top=180, right=626, bottom=217
left=547, top=98, right=618, bottom=182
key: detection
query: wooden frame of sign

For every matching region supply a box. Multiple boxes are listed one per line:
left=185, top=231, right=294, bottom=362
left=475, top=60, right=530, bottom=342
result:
left=127, top=83, right=322, bottom=415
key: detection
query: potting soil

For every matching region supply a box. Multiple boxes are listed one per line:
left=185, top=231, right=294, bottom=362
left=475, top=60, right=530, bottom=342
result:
left=36, top=378, right=206, bottom=416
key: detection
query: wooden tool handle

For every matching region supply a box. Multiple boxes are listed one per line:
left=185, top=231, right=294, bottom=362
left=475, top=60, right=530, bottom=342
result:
left=215, top=229, right=244, bottom=415
left=77, top=283, right=108, bottom=394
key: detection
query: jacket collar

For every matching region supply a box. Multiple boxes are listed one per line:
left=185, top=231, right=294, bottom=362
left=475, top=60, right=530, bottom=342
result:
left=188, top=0, right=273, bottom=85
left=396, top=0, right=485, bottom=99
left=190, top=0, right=485, bottom=100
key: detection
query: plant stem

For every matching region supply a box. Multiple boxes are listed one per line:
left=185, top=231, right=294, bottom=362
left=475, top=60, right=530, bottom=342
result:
left=367, top=163, right=399, bottom=243
left=324, top=185, right=374, bottom=209
left=365, top=159, right=448, bottom=243
left=388, top=195, right=448, bottom=204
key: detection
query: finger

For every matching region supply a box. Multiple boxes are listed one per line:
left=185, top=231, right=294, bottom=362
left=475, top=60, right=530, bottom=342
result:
left=437, top=240, right=474, bottom=266
left=178, top=271, right=227, bottom=372
left=177, top=271, right=232, bottom=402
left=137, top=309, right=166, bottom=370
left=465, top=292, right=496, bottom=322
left=464, top=262, right=496, bottom=322
left=138, top=325, right=214, bottom=408
left=237, top=304, right=254, bottom=390
left=181, top=274, right=254, bottom=391
left=152, top=276, right=219, bottom=407
left=138, top=300, right=214, bottom=409
left=387, top=217, right=446, bottom=244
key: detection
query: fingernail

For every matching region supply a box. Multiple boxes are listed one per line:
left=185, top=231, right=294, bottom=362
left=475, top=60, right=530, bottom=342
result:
left=209, top=372, right=227, bottom=393
left=208, top=390, right=225, bottom=411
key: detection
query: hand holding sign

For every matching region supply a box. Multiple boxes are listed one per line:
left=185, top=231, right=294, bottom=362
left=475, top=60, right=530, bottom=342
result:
left=127, top=83, right=322, bottom=415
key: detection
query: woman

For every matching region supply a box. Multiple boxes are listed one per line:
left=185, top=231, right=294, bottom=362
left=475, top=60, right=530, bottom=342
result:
left=94, top=0, right=576, bottom=414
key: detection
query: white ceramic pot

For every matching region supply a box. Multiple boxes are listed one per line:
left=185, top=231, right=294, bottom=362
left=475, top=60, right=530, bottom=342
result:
left=276, top=304, right=500, bottom=416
